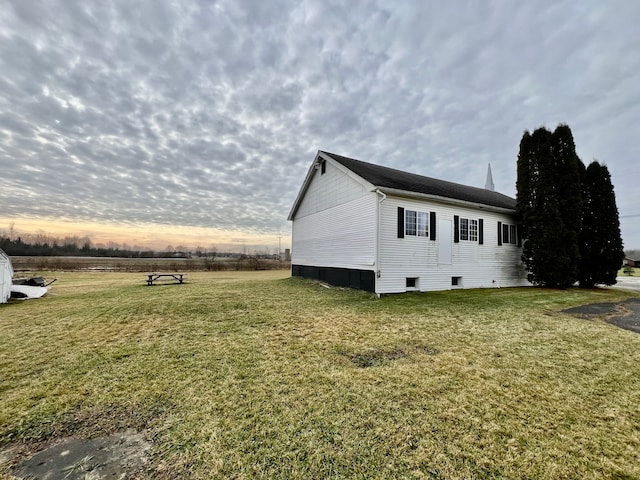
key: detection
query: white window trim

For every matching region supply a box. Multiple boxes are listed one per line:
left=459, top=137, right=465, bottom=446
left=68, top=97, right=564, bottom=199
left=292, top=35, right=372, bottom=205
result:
left=459, top=218, right=478, bottom=242
left=405, top=209, right=429, bottom=237
left=502, top=223, right=518, bottom=245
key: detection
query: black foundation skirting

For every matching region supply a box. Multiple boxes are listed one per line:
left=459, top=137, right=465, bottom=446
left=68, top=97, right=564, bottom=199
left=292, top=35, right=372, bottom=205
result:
left=292, top=265, right=375, bottom=292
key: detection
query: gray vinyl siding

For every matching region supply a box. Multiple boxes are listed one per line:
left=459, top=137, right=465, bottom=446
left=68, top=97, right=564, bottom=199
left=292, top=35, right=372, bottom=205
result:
left=376, top=195, right=528, bottom=294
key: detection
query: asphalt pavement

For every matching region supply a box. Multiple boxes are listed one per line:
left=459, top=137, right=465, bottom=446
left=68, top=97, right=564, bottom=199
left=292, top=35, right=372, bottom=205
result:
left=562, top=277, right=640, bottom=334
left=611, top=275, right=640, bottom=292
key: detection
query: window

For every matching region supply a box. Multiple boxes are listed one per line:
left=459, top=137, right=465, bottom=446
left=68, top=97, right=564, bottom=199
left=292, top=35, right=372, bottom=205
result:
left=405, top=210, right=429, bottom=237
left=320, top=160, right=326, bottom=174
left=501, top=223, right=518, bottom=245
left=455, top=216, right=482, bottom=243
left=459, top=218, right=478, bottom=241
left=417, top=212, right=428, bottom=237
left=452, top=276, right=462, bottom=287
left=406, top=277, right=418, bottom=289
left=460, top=218, right=468, bottom=240
left=469, top=220, right=478, bottom=241
left=405, top=210, right=416, bottom=236
left=398, top=208, right=436, bottom=240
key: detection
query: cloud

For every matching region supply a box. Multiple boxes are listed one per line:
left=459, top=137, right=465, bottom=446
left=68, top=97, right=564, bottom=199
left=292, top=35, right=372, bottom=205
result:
left=1, top=0, right=639, bottom=248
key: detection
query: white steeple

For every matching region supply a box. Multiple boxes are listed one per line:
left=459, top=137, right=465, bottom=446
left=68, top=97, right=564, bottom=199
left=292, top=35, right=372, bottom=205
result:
left=485, top=163, right=495, bottom=191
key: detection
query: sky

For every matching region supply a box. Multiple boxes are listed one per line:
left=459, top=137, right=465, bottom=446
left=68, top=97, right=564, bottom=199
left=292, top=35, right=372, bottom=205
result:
left=1, top=0, right=639, bottom=252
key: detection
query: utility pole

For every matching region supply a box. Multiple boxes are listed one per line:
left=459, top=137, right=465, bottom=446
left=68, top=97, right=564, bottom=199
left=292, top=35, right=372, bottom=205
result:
left=278, top=236, right=282, bottom=260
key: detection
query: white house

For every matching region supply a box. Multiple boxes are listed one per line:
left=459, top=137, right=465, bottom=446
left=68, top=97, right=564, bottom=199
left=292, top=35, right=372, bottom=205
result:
left=288, top=151, right=530, bottom=294
left=0, top=248, right=13, bottom=303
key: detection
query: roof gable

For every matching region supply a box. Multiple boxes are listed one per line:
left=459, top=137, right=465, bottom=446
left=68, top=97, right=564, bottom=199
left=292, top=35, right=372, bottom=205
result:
left=321, top=151, right=516, bottom=210
left=287, top=151, right=375, bottom=220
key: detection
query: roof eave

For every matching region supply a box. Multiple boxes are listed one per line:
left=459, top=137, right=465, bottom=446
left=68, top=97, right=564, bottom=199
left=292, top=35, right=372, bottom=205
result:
left=287, top=151, right=324, bottom=221
left=288, top=151, right=376, bottom=220
left=376, top=187, right=517, bottom=214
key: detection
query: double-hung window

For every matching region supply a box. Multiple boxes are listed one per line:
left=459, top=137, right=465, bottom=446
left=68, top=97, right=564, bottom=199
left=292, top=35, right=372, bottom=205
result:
left=502, top=223, right=517, bottom=244
left=498, top=222, right=519, bottom=245
left=460, top=218, right=469, bottom=240
left=397, top=207, right=436, bottom=240
left=454, top=215, right=482, bottom=243
left=405, top=210, right=416, bottom=236
left=405, top=210, right=429, bottom=237
left=469, top=219, right=478, bottom=241
left=417, top=211, right=428, bottom=237
left=458, top=218, right=478, bottom=241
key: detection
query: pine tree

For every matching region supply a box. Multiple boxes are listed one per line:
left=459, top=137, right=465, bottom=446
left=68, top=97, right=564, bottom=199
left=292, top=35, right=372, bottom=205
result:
left=578, top=162, right=625, bottom=287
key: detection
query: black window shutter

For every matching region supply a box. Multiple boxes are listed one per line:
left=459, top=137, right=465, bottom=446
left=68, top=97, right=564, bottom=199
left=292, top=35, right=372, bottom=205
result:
left=478, top=219, right=484, bottom=245
left=453, top=215, right=460, bottom=243
left=429, top=212, right=436, bottom=241
left=517, top=224, right=522, bottom=247
left=397, top=207, right=405, bottom=238
left=497, top=221, right=502, bottom=246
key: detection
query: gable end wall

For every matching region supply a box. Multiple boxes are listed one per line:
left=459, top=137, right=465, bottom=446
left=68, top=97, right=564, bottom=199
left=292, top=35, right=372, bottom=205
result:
left=291, top=160, right=377, bottom=270
left=294, top=159, right=369, bottom=219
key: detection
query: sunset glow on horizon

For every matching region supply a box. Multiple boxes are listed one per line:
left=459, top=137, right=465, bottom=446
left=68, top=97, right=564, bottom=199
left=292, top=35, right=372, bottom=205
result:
left=0, top=217, right=291, bottom=253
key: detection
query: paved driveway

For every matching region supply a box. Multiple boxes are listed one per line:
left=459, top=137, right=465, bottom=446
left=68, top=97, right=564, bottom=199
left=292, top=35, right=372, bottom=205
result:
left=612, top=276, right=640, bottom=292
left=562, top=278, right=640, bottom=334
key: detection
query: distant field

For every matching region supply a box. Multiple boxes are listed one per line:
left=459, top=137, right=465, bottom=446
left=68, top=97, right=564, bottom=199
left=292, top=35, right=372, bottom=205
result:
left=10, top=256, right=289, bottom=272
left=1, top=271, right=640, bottom=479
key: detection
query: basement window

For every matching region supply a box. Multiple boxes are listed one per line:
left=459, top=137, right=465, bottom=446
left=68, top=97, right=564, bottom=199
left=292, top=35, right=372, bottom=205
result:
left=406, top=277, right=418, bottom=290
left=451, top=276, right=462, bottom=287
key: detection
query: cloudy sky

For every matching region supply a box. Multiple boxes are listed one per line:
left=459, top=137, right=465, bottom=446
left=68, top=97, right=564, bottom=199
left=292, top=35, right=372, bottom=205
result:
left=1, top=1, right=639, bottom=251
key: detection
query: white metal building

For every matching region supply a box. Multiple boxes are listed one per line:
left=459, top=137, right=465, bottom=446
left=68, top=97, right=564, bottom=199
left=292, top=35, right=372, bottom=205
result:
left=288, top=151, right=529, bottom=294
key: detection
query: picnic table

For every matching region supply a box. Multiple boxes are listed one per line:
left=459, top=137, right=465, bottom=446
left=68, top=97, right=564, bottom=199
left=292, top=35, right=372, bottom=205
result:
left=145, top=273, right=187, bottom=286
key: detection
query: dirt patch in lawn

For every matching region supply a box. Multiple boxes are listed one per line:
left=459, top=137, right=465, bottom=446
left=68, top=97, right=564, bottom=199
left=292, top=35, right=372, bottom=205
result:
left=2, top=430, right=150, bottom=480
left=562, top=297, right=640, bottom=334
left=341, top=344, right=439, bottom=368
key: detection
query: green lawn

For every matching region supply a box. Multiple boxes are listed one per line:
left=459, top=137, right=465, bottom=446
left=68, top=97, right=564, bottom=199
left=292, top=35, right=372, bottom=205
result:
left=1, top=271, right=640, bottom=479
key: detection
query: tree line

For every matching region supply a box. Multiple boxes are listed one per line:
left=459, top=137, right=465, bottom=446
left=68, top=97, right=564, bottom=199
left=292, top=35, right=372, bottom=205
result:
left=0, top=235, right=160, bottom=258
left=0, top=235, right=209, bottom=258
left=517, top=124, right=624, bottom=288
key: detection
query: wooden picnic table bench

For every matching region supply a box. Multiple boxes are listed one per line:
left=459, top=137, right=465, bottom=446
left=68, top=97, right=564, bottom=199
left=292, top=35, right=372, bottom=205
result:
left=146, top=273, right=187, bottom=285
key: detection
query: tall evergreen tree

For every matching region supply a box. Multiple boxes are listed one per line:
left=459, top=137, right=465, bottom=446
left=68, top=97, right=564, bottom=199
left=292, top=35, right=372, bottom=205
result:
left=516, top=125, right=583, bottom=288
left=516, top=131, right=534, bottom=240
left=551, top=124, right=583, bottom=275
left=578, top=162, right=625, bottom=287
left=516, top=130, right=540, bottom=283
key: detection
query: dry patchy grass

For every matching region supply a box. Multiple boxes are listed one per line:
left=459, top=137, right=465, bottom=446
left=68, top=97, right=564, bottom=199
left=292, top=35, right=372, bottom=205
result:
left=1, top=271, right=640, bottom=479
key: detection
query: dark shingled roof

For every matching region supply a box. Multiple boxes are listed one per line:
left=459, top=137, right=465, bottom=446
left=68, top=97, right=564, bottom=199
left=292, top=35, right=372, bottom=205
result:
left=321, top=151, right=516, bottom=210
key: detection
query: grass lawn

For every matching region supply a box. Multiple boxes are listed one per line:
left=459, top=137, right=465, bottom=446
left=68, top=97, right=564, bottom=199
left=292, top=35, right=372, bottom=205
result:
left=620, top=267, right=638, bottom=277
left=1, top=271, right=640, bottom=479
